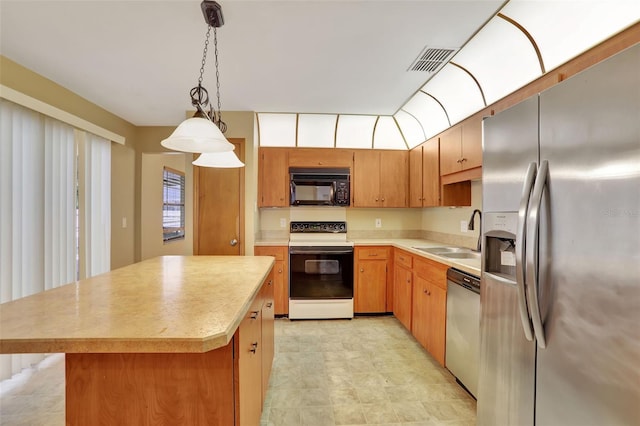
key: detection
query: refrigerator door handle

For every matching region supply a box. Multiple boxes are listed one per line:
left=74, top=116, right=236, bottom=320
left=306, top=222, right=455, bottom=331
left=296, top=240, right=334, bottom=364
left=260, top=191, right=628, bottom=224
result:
left=515, top=162, right=537, bottom=341
left=526, top=160, right=548, bottom=349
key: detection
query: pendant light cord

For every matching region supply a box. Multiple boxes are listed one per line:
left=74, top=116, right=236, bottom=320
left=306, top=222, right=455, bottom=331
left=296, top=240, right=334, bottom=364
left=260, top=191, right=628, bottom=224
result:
left=213, top=27, right=227, bottom=133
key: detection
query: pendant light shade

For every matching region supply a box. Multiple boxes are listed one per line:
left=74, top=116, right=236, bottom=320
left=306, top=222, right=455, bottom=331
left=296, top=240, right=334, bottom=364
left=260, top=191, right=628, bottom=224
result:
left=161, top=117, right=234, bottom=153
left=193, top=150, right=245, bottom=168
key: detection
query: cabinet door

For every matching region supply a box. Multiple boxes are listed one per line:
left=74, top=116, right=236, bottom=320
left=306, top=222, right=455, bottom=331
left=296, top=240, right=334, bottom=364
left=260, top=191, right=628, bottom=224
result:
left=352, top=150, right=380, bottom=207
left=412, top=274, right=430, bottom=349
left=355, top=259, right=387, bottom=313
left=254, top=246, right=289, bottom=315
left=439, top=126, right=462, bottom=176
left=258, top=148, right=289, bottom=207
left=461, top=115, right=482, bottom=170
left=422, top=138, right=440, bottom=206
left=379, top=150, right=408, bottom=207
left=426, top=282, right=447, bottom=366
left=393, top=265, right=413, bottom=330
left=237, top=300, right=262, bottom=426
left=261, top=272, right=275, bottom=403
left=288, top=148, right=353, bottom=167
left=409, top=146, right=424, bottom=207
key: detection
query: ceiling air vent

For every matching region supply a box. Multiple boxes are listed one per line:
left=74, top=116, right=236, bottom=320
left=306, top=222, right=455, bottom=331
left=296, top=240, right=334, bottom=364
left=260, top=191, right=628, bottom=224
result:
left=408, top=47, right=458, bottom=73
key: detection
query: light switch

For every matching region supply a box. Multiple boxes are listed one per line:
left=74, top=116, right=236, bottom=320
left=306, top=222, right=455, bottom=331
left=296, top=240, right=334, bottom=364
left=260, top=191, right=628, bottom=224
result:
left=122, top=217, right=127, bottom=228
left=280, top=218, right=287, bottom=228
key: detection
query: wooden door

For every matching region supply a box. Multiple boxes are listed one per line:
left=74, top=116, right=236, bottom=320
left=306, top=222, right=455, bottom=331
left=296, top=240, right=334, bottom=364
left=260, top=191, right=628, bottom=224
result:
left=258, top=148, right=288, bottom=207
left=393, top=264, right=413, bottom=330
left=409, top=146, right=423, bottom=207
left=379, top=150, right=408, bottom=207
left=422, top=138, right=440, bottom=206
left=412, top=274, right=430, bottom=349
left=260, top=272, right=275, bottom=403
left=352, top=150, right=380, bottom=207
left=237, top=298, right=262, bottom=426
left=426, top=282, right=447, bottom=366
left=461, top=115, right=483, bottom=170
left=355, top=259, right=387, bottom=313
left=439, top=126, right=462, bottom=176
left=254, top=246, right=288, bottom=315
left=194, top=139, right=245, bottom=255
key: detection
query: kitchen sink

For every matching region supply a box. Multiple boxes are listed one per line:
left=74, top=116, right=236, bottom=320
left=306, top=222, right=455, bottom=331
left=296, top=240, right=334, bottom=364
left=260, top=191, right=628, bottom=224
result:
left=413, top=247, right=470, bottom=255
left=413, top=246, right=481, bottom=260
left=440, top=251, right=481, bottom=260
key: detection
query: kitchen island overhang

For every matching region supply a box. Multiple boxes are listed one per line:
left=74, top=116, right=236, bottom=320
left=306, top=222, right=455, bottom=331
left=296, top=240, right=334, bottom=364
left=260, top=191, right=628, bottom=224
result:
left=0, top=255, right=276, bottom=426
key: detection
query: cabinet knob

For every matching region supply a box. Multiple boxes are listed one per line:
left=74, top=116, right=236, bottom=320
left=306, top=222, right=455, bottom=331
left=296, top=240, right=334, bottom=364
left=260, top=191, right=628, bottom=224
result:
left=250, top=311, right=259, bottom=320
left=360, top=268, right=364, bottom=272
left=381, top=198, right=385, bottom=202
left=250, top=342, right=258, bottom=354
left=461, top=157, right=467, bottom=163
left=406, top=279, right=411, bottom=284
left=268, top=280, right=273, bottom=286
left=375, top=197, right=379, bottom=201
left=230, top=238, right=238, bottom=246
left=266, top=302, right=273, bottom=308
left=278, top=269, right=282, bottom=273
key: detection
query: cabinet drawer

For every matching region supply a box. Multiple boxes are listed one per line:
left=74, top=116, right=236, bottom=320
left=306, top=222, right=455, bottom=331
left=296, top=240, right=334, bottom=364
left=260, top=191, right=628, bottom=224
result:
left=413, top=258, right=448, bottom=290
left=394, top=250, right=413, bottom=269
left=254, top=246, right=286, bottom=261
left=357, top=246, right=389, bottom=260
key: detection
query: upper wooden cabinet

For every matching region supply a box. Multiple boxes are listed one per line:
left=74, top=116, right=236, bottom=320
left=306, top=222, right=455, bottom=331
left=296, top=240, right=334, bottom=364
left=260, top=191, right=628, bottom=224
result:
left=353, top=150, right=408, bottom=207
left=258, top=148, right=289, bottom=207
left=288, top=148, right=354, bottom=168
left=439, top=114, right=482, bottom=177
left=409, top=138, right=440, bottom=207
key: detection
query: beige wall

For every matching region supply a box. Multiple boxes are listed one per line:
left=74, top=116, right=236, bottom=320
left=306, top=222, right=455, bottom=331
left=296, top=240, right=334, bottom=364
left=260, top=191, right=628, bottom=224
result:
left=135, top=111, right=257, bottom=259
left=140, top=153, right=194, bottom=260
left=421, top=180, right=482, bottom=240
left=1, top=56, right=137, bottom=270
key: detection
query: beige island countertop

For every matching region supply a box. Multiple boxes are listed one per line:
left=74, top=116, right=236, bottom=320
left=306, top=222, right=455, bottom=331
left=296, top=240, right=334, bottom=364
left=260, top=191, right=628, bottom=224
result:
left=0, top=255, right=275, bottom=354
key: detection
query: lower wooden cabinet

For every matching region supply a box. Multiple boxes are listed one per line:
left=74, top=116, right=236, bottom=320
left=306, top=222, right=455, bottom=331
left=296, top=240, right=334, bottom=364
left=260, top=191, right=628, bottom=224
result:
left=392, top=249, right=449, bottom=367
left=354, top=246, right=391, bottom=313
left=254, top=246, right=289, bottom=316
left=411, top=257, right=448, bottom=366
left=66, top=272, right=275, bottom=426
left=393, top=249, right=413, bottom=330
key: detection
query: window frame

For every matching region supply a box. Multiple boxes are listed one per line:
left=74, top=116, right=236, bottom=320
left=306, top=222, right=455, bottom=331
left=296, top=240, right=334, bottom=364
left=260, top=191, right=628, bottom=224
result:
left=162, top=166, right=186, bottom=243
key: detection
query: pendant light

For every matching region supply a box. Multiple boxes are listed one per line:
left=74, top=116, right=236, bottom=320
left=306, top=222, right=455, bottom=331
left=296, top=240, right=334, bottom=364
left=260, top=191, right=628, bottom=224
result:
left=162, top=1, right=244, bottom=168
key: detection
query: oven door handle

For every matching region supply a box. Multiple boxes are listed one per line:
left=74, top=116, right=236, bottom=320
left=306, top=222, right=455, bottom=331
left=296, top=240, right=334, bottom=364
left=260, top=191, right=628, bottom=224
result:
left=289, top=249, right=353, bottom=255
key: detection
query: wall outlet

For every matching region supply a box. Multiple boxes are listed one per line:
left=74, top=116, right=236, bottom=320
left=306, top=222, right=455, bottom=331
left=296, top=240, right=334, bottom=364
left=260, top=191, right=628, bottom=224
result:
left=461, top=220, right=468, bottom=232
left=375, top=218, right=382, bottom=228
left=122, top=217, right=127, bottom=228
left=280, top=218, right=287, bottom=228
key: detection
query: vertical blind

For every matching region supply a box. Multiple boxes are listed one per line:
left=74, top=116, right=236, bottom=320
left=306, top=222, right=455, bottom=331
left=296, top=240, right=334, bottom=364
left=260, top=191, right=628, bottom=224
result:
left=0, top=99, right=111, bottom=380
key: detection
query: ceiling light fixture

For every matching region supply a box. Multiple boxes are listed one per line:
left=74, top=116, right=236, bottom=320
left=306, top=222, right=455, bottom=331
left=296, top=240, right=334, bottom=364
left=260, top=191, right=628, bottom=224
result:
left=162, top=1, right=244, bottom=168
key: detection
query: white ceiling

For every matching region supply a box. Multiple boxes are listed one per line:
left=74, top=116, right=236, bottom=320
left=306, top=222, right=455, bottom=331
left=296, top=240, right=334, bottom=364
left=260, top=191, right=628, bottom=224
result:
left=0, top=0, right=505, bottom=126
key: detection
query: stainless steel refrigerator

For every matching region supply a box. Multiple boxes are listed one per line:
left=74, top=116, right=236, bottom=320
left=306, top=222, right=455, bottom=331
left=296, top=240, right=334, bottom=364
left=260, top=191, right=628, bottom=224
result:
left=478, top=44, right=640, bottom=426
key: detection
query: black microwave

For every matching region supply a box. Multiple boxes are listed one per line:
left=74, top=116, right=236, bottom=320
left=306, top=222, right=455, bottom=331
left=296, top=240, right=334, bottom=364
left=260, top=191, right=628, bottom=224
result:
left=289, top=167, right=350, bottom=206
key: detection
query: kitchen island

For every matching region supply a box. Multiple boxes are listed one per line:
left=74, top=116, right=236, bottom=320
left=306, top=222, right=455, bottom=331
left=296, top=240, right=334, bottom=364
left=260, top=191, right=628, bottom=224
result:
left=0, top=255, right=275, bottom=426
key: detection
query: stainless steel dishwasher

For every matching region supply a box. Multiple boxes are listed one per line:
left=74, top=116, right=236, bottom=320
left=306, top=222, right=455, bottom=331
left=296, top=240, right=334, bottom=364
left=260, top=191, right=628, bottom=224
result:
left=446, top=268, right=480, bottom=398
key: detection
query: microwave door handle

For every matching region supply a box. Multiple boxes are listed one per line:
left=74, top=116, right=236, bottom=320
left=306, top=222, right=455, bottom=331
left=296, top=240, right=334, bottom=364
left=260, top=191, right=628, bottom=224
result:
left=331, top=182, right=337, bottom=204
left=290, top=181, right=295, bottom=205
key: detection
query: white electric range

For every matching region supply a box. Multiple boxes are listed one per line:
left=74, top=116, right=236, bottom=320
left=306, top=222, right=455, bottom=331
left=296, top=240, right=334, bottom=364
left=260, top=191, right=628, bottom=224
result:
left=288, top=221, right=354, bottom=319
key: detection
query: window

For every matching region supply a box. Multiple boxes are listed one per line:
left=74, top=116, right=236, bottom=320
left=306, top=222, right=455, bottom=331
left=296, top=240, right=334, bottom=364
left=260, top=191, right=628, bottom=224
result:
left=162, top=167, right=185, bottom=242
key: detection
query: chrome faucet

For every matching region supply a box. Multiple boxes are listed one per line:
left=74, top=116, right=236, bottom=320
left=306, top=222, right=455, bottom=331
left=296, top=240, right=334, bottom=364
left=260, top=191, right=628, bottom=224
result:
left=468, top=209, right=482, bottom=252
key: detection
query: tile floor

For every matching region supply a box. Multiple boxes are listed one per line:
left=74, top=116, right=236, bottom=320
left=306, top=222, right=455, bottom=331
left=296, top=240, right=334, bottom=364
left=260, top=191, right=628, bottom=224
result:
left=0, top=316, right=476, bottom=426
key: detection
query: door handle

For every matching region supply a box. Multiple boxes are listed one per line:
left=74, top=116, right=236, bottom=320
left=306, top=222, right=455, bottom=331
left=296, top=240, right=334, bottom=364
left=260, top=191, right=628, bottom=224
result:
left=516, top=162, right=537, bottom=342
left=526, top=160, right=548, bottom=349
left=230, top=238, right=238, bottom=246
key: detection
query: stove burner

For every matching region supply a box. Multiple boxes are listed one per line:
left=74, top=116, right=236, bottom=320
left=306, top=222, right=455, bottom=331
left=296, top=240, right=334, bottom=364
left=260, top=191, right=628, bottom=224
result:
left=290, top=221, right=346, bottom=233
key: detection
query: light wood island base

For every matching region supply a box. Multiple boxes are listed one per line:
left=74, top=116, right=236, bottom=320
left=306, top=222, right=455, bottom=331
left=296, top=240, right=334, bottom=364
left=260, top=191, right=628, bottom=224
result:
left=0, top=256, right=275, bottom=426
left=66, top=344, right=235, bottom=425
